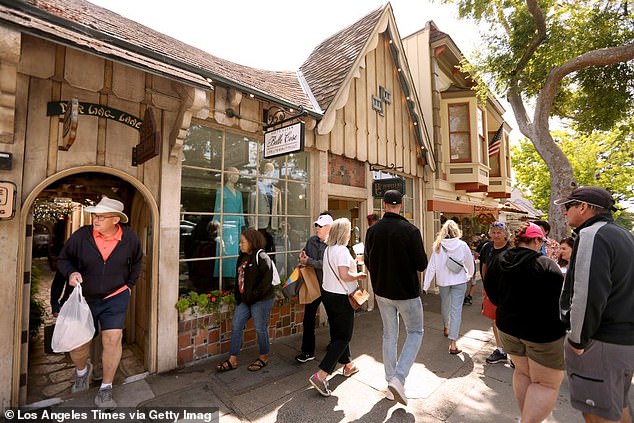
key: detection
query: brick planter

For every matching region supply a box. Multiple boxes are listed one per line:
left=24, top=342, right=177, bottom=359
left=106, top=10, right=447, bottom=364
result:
left=177, top=299, right=310, bottom=366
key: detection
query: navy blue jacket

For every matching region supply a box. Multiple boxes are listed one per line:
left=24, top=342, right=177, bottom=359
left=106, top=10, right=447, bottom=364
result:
left=57, top=225, right=143, bottom=300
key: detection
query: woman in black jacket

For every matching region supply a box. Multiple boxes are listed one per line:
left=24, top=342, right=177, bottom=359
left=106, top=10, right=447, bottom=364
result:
left=216, top=228, right=275, bottom=372
left=483, top=222, right=566, bottom=423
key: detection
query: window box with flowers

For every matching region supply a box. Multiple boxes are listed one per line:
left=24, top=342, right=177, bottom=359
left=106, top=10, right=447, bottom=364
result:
left=175, top=290, right=236, bottom=323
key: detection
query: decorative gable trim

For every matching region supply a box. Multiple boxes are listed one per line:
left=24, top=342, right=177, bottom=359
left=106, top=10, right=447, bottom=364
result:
left=315, top=5, right=436, bottom=172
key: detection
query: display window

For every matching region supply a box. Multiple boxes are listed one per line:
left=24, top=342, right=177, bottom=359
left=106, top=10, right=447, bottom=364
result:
left=179, top=122, right=310, bottom=293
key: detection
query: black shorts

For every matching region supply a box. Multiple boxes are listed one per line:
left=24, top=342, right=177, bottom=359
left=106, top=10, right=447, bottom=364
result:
left=87, top=289, right=130, bottom=332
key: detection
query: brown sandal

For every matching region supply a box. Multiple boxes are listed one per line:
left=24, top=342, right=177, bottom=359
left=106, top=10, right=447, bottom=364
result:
left=247, top=358, right=268, bottom=371
left=216, top=359, right=237, bottom=372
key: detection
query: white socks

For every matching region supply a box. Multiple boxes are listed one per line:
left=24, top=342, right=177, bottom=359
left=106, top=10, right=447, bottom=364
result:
left=100, top=383, right=112, bottom=390
left=76, top=367, right=87, bottom=377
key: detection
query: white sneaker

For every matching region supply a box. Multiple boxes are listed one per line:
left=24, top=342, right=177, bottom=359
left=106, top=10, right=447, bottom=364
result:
left=388, top=377, right=408, bottom=406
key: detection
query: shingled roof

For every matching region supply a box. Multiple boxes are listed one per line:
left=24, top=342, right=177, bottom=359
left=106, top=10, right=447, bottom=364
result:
left=1, top=0, right=317, bottom=113
left=299, top=5, right=385, bottom=111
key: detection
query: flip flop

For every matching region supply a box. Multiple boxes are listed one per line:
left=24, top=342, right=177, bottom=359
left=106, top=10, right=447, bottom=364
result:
left=216, top=359, right=237, bottom=372
left=248, top=358, right=268, bottom=372
left=449, top=348, right=462, bottom=355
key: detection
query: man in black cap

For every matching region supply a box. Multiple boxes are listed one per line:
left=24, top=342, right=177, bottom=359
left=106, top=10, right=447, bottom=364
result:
left=555, top=186, right=634, bottom=422
left=364, top=190, right=427, bottom=406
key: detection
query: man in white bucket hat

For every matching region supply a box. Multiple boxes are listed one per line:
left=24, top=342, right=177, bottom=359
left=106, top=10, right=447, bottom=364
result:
left=58, top=196, right=143, bottom=409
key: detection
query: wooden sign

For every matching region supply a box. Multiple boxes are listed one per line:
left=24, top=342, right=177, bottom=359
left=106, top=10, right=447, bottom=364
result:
left=132, top=108, right=160, bottom=166
left=59, top=98, right=79, bottom=151
left=47, top=101, right=143, bottom=131
left=372, top=177, right=405, bottom=198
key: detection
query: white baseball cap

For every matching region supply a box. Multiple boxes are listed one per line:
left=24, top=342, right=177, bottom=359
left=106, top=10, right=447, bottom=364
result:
left=314, top=214, right=333, bottom=227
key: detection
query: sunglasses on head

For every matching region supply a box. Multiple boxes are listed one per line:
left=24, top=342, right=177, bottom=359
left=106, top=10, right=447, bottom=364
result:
left=491, top=222, right=506, bottom=229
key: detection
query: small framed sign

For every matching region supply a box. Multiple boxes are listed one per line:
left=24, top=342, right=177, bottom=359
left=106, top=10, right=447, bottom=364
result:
left=264, top=121, right=304, bottom=159
left=0, top=181, right=17, bottom=220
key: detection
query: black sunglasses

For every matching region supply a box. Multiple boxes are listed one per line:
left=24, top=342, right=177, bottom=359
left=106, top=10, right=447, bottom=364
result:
left=564, top=201, right=581, bottom=210
left=314, top=223, right=323, bottom=228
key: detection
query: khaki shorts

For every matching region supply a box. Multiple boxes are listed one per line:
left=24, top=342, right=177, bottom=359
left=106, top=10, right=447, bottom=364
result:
left=498, top=329, right=565, bottom=370
left=565, top=338, right=634, bottom=421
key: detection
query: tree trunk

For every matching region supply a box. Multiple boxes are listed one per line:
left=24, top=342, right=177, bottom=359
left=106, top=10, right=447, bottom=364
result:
left=529, top=129, right=575, bottom=241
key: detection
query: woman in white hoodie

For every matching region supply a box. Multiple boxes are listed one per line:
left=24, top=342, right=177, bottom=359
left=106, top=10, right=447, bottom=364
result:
left=424, top=220, right=475, bottom=354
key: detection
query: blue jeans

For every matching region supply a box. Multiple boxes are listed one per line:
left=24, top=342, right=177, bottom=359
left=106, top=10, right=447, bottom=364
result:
left=375, top=295, right=423, bottom=384
left=438, top=283, right=467, bottom=341
left=229, top=297, right=274, bottom=356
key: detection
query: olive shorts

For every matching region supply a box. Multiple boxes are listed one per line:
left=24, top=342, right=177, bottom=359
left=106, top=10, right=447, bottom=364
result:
left=498, top=329, right=565, bottom=370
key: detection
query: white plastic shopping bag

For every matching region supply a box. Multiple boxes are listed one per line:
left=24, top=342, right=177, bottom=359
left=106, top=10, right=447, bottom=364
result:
left=51, top=284, right=95, bottom=352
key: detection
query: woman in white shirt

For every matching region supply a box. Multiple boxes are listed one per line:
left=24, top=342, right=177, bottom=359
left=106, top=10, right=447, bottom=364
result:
left=423, top=220, right=475, bottom=354
left=308, top=218, right=366, bottom=397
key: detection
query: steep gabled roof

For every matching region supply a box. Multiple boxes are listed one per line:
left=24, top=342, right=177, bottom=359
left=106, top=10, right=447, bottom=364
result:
left=299, top=6, right=385, bottom=111
left=0, top=0, right=318, bottom=114
left=299, top=4, right=436, bottom=171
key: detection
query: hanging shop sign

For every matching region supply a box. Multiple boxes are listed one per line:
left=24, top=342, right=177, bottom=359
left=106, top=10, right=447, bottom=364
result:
left=264, top=121, right=304, bottom=159
left=47, top=101, right=143, bottom=131
left=59, top=98, right=79, bottom=151
left=132, top=108, right=161, bottom=166
left=372, top=177, right=405, bottom=198
left=0, top=181, right=17, bottom=220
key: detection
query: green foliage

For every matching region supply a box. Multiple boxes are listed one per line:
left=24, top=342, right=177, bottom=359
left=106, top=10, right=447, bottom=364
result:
left=175, top=290, right=236, bottom=315
left=445, top=0, right=634, bottom=132
left=512, top=126, right=634, bottom=216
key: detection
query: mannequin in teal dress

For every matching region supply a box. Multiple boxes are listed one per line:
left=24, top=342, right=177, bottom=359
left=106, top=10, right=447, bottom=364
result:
left=213, top=168, right=245, bottom=280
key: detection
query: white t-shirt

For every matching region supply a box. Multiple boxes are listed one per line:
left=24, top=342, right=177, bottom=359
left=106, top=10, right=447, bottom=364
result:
left=322, top=245, right=357, bottom=294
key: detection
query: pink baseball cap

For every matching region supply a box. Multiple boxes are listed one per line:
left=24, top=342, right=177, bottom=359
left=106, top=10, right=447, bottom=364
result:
left=524, top=223, right=544, bottom=239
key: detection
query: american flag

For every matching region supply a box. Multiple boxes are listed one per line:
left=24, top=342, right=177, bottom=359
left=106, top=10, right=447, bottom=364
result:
left=488, top=124, right=504, bottom=157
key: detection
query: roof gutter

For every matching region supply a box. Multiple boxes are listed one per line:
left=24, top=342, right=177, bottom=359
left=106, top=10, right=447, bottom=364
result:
left=0, top=0, right=322, bottom=120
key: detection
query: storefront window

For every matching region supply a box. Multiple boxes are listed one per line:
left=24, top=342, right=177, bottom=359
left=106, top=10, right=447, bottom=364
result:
left=448, top=103, right=471, bottom=162
left=180, top=122, right=310, bottom=294
left=370, top=173, right=414, bottom=224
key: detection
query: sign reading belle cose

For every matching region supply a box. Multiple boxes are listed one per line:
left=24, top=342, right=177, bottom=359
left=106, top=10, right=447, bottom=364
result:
left=264, top=121, right=304, bottom=159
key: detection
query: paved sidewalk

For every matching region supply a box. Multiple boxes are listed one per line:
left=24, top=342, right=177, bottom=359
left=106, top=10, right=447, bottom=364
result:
left=46, top=290, right=628, bottom=422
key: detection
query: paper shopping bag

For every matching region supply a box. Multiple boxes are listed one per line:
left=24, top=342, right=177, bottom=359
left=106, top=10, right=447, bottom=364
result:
left=299, top=266, right=320, bottom=304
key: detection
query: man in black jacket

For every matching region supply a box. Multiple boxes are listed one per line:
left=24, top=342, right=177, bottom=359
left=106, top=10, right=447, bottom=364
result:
left=58, top=196, right=143, bottom=410
left=365, top=190, right=427, bottom=406
left=556, top=186, right=634, bottom=422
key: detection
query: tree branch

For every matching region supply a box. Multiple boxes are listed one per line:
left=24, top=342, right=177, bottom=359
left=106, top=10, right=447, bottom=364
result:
left=535, top=43, right=634, bottom=127
left=509, top=0, right=547, bottom=83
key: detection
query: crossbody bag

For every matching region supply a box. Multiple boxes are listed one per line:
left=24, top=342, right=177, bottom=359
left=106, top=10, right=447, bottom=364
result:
left=325, top=248, right=369, bottom=310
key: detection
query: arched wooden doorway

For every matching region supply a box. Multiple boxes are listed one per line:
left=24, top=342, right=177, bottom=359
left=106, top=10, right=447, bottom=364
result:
left=15, top=167, right=159, bottom=406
